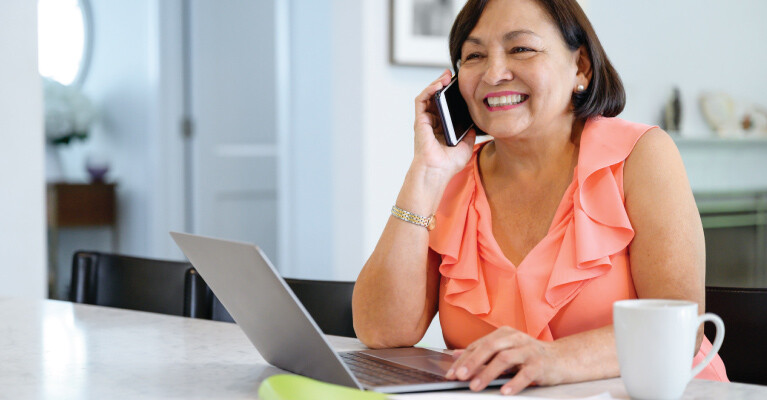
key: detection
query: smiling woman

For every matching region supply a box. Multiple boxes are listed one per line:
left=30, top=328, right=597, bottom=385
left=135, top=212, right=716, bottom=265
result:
left=352, top=0, right=728, bottom=395
left=37, top=0, right=93, bottom=86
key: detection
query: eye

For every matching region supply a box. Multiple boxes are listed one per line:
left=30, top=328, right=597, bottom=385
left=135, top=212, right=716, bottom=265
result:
left=510, top=47, right=534, bottom=54
left=463, top=52, right=483, bottom=62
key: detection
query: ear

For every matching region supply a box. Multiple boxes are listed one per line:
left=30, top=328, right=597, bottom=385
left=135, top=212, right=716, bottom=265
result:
left=574, top=45, right=593, bottom=88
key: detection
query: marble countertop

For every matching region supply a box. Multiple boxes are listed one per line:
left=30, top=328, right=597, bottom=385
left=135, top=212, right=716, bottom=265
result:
left=0, top=297, right=763, bottom=399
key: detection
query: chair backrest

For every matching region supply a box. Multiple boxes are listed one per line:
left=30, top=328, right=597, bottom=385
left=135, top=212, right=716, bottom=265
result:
left=70, top=251, right=211, bottom=318
left=285, top=278, right=356, bottom=338
left=704, top=286, right=767, bottom=385
left=209, top=277, right=356, bottom=338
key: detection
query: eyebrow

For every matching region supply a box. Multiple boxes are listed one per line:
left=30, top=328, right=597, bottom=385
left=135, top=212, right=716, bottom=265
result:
left=464, top=29, right=539, bottom=46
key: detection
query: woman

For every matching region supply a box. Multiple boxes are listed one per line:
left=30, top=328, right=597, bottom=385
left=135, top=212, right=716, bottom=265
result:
left=352, top=0, right=728, bottom=395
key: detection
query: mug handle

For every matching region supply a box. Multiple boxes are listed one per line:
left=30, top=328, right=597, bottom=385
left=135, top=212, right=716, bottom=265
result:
left=690, top=313, right=725, bottom=378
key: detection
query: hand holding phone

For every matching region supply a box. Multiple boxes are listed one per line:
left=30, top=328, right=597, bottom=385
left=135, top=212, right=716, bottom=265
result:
left=434, top=77, right=474, bottom=146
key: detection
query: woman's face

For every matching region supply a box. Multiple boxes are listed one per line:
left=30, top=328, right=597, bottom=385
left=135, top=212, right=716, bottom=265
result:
left=457, top=0, right=583, bottom=139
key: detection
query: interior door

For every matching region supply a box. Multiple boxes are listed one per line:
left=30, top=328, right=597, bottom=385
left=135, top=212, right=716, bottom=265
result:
left=189, top=0, right=281, bottom=265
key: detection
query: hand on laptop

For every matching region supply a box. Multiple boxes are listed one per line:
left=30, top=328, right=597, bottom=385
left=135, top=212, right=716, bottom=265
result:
left=444, top=326, right=565, bottom=395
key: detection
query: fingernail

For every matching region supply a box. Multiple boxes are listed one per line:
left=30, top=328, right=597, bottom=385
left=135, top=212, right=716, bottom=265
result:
left=501, top=387, right=512, bottom=395
left=446, top=368, right=454, bottom=378
left=470, top=378, right=481, bottom=391
left=457, top=366, right=469, bottom=379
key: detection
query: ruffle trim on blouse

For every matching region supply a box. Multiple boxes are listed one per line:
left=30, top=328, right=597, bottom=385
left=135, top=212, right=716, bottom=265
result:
left=430, top=148, right=494, bottom=316
left=430, top=118, right=655, bottom=333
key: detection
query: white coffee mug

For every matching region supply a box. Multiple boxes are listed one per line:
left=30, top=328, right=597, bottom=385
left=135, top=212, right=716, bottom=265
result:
left=613, top=299, right=724, bottom=400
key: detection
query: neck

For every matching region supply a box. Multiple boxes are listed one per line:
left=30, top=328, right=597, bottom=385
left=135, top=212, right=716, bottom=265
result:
left=482, top=118, right=584, bottom=181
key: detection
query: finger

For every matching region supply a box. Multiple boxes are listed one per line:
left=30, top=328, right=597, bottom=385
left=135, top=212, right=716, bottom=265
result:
left=415, top=70, right=453, bottom=116
left=499, top=366, right=538, bottom=396
left=449, top=329, right=521, bottom=381
left=414, top=104, right=440, bottom=132
left=451, top=349, right=464, bottom=359
left=435, top=68, right=452, bottom=83
left=427, top=112, right=440, bottom=128
left=415, top=99, right=444, bottom=141
left=448, top=128, right=477, bottom=154
left=438, top=68, right=452, bottom=85
left=417, top=70, right=451, bottom=105
left=462, top=128, right=478, bottom=148
left=452, top=326, right=518, bottom=379
left=414, top=109, right=437, bottom=129
left=469, top=349, right=526, bottom=392
left=415, top=81, right=445, bottom=117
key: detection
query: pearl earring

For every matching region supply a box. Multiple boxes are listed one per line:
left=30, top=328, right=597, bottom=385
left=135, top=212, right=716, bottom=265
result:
left=576, top=84, right=585, bottom=92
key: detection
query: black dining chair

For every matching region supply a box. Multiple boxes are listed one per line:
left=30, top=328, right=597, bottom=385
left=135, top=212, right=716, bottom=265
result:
left=211, top=278, right=356, bottom=338
left=704, top=286, right=767, bottom=385
left=70, top=250, right=211, bottom=318
left=286, top=278, right=356, bottom=338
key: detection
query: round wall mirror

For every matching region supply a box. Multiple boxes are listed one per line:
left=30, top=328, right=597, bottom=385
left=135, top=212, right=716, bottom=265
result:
left=38, top=0, right=93, bottom=86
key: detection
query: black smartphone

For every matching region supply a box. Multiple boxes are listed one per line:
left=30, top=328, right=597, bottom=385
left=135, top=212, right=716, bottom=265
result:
left=434, top=77, right=474, bottom=146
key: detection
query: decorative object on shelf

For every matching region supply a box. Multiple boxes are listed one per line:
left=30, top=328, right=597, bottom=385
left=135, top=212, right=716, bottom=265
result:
left=700, top=92, right=738, bottom=137
left=700, top=92, right=767, bottom=139
left=741, top=106, right=767, bottom=137
left=390, top=0, right=462, bottom=67
left=85, top=153, right=110, bottom=183
left=662, top=86, right=682, bottom=134
left=43, top=77, right=95, bottom=145
left=43, top=77, right=96, bottom=181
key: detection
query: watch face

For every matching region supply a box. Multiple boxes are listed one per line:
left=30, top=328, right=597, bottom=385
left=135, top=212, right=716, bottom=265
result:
left=427, top=215, right=436, bottom=231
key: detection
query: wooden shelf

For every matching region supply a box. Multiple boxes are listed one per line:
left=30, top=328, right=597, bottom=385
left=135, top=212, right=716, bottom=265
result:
left=47, top=182, right=117, bottom=227
left=672, top=136, right=767, bottom=146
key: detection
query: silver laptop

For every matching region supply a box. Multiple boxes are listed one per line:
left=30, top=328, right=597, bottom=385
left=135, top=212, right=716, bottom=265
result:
left=170, top=232, right=510, bottom=393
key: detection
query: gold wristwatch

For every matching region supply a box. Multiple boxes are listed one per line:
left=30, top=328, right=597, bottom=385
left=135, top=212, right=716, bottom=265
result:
left=391, top=205, right=436, bottom=231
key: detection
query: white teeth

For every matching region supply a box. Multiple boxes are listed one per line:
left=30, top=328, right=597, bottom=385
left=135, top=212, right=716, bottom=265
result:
left=486, top=94, right=526, bottom=107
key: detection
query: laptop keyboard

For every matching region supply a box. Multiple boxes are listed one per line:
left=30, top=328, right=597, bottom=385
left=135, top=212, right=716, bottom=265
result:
left=339, top=351, right=449, bottom=387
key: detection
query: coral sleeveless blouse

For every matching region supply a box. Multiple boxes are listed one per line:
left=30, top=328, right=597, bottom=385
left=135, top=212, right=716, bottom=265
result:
left=428, top=117, right=727, bottom=381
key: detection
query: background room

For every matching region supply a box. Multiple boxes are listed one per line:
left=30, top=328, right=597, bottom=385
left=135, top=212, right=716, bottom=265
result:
left=1, top=0, right=766, bottom=322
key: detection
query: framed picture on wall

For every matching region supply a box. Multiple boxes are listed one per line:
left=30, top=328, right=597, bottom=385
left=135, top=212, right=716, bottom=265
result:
left=390, top=0, right=590, bottom=68
left=390, top=0, right=464, bottom=68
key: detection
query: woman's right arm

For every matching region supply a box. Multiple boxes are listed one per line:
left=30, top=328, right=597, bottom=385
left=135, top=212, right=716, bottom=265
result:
left=352, top=70, right=475, bottom=348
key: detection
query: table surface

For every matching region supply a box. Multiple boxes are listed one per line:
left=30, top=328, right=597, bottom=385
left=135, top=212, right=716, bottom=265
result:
left=0, top=297, right=763, bottom=399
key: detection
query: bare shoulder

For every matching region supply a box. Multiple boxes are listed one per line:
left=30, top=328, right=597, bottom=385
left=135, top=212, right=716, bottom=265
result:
left=622, top=131, right=704, bottom=305
left=624, top=127, right=687, bottom=196
left=625, top=127, right=679, bottom=171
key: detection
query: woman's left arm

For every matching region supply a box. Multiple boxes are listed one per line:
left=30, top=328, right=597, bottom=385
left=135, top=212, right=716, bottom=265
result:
left=622, top=127, right=706, bottom=348
left=447, top=128, right=706, bottom=395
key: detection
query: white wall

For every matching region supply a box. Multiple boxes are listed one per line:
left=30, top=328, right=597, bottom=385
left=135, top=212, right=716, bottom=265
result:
left=587, top=0, right=767, bottom=138
left=149, top=0, right=186, bottom=260
left=285, top=0, right=335, bottom=279
left=80, top=0, right=155, bottom=257
left=0, top=0, right=47, bottom=298
left=329, top=0, right=367, bottom=280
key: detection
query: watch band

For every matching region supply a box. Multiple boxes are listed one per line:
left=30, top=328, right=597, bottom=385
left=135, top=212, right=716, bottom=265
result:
left=391, top=205, right=435, bottom=231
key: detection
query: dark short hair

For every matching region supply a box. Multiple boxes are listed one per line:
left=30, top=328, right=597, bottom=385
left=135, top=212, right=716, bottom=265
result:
left=448, top=0, right=625, bottom=120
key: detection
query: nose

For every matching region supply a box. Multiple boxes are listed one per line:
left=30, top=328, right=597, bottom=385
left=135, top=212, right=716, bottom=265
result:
left=482, top=54, right=513, bottom=86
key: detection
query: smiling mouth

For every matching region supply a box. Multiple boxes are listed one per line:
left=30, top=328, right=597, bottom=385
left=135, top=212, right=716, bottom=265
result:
left=484, top=94, right=528, bottom=108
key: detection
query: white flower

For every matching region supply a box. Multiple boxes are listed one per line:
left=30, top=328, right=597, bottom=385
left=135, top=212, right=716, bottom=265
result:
left=42, top=77, right=96, bottom=144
